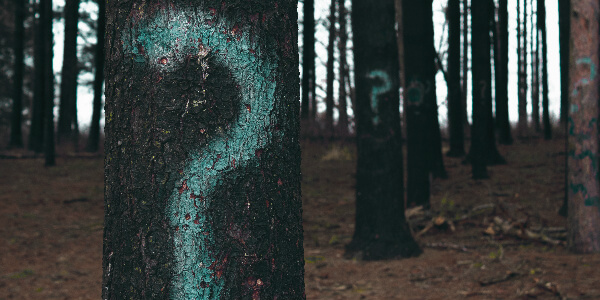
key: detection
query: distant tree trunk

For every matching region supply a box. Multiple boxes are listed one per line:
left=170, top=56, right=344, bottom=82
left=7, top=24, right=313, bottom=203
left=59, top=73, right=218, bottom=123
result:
left=301, top=0, right=314, bottom=121
left=470, top=0, right=494, bottom=179
left=447, top=0, right=465, bottom=157
left=517, top=0, right=529, bottom=138
left=346, top=0, right=421, bottom=260
left=532, top=0, right=541, bottom=132
left=325, top=0, right=336, bottom=138
left=559, top=0, right=570, bottom=126
left=462, top=0, right=470, bottom=131
left=9, top=0, right=25, bottom=148
left=539, top=0, right=552, bottom=140
left=29, top=1, right=45, bottom=153
left=337, top=0, right=349, bottom=137
left=567, top=0, right=600, bottom=253
left=495, top=0, right=512, bottom=145
left=85, top=0, right=105, bottom=153
left=403, top=0, right=447, bottom=208
left=102, top=0, right=305, bottom=297
left=58, top=0, right=80, bottom=148
left=42, top=0, right=55, bottom=166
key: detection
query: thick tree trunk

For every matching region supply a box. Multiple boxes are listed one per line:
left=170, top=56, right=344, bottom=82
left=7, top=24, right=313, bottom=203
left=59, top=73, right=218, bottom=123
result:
left=9, top=0, right=25, bottom=148
left=567, top=0, right=600, bottom=253
left=29, top=1, right=45, bottom=153
left=539, top=0, right=552, bottom=140
left=301, top=0, right=314, bottom=121
left=325, top=0, right=336, bottom=138
left=42, top=0, right=55, bottom=166
left=347, top=0, right=421, bottom=260
left=102, top=0, right=305, bottom=298
left=58, top=0, right=80, bottom=148
left=447, top=0, right=465, bottom=157
left=559, top=0, right=570, bottom=126
left=337, top=0, right=349, bottom=137
left=85, top=0, right=105, bottom=153
left=495, top=0, right=512, bottom=145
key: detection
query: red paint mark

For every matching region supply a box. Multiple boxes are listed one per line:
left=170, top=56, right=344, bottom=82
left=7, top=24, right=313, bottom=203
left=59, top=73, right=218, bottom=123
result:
left=200, top=128, right=206, bottom=134
left=265, top=200, right=269, bottom=208
left=249, top=49, right=256, bottom=54
left=209, top=8, right=216, bottom=16
left=194, top=218, right=200, bottom=225
left=178, top=179, right=188, bottom=194
left=175, top=226, right=180, bottom=231
left=252, top=290, right=260, bottom=300
left=159, top=57, right=168, bottom=65
left=137, top=43, right=145, bottom=56
left=245, top=104, right=251, bottom=113
left=277, top=178, right=283, bottom=186
left=232, top=158, right=236, bottom=168
left=185, top=213, right=191, bottom=220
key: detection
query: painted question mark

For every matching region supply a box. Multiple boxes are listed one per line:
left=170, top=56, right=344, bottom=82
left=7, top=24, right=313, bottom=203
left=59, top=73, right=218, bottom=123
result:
left=366, top=70, right=392, bottom=125
left=125, top=7, right=278, bottom=299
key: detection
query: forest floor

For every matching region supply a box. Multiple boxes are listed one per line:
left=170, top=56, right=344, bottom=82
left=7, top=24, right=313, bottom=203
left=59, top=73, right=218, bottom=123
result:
left=1, top=137, right=599, bottom=299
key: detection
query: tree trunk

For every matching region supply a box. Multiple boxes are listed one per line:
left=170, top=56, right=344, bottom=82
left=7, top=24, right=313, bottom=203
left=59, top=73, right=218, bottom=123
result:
left=495, top=0, right=512, bottom=145
left=532, top=0, right=541, bottom=132
left=462, top=0, right=470, bottom=132
left=539, top=0, right=552, bottom=140
left=29, top=0, right=45, bottom=153
left=559, top=0, right=570, bottom=126
left=102, top=0, right=305, bottom=297
left=346, top=0, right=421, bottom=260
left=518, top=0, right=529, bottom=138
left=325, top=0, right=336, bottom=138
left=567, top=0, right=600, bottom=253
left=42, top=0, right=55, bottom=166
left=85, top=0, right=105, bottom=153
left=447, top=0, right=465, bottom=157
left=58, top=0, right=80, bottom=148
left=337, top=0, right=349, bottom=137
left=301, top=0, right=314, bottom=121
left=9, top=0, right=25, bottom=148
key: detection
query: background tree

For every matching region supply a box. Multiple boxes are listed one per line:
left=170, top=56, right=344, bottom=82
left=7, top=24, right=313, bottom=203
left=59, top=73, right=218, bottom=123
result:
left=559, top=0, right=571, bottom=126
left=531, top=0, right=540, bottom=132
left=325, top=0, right=336, bottom=138
left=102, top=0, right=305, bottom=297
left=346, top=0, right=421, bottom=259
left=446, top=0, right=465, bottom=157
left=567, top=0, right=600, bottom=253
left=9, top=0, right=25, bottom=148
left=337, top=0, right=349, bottom=137
left=301, top=0, right=314, bottom=121
left=85, top=0, right=105, bottom=153
left=539, top=0, right=551, bottom=140
left=517, top=0, right=529, bottom=138
left=42, top=0, right=55, bottom=166
left=495, top=0, right=512, bottom=145
left=29, top=0, right=45, bottom=153
left=58, top=0, right=80, bottom=148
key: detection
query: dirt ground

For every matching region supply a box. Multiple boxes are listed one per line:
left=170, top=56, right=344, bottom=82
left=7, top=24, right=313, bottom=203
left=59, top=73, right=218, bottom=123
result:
left=1, top=138, right=600, bottom=299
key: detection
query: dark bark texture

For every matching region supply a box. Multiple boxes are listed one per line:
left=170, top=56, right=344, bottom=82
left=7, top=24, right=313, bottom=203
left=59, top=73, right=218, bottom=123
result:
left=29, top=1, right=45, bottom=153
left=539, top=0, right=552, bottom=140
left=337, top=0, right=349, bottom=137
left=447, top=0, right=465, bottom=157
left=102, top=0, right=305, bottom=298
left=325, top=0, right=336, bottom=138
left=9, top=0, right=25, bottom=148
left=559, top=0, right=571, bottom=125
left=346, top=0, right=421, bottom=260
left=517, top=0, right=528, bottom=137
left=567, top=0, right=600, bottom=253
left=300, top=0, right=314, bottom=121
left=495, top=0, right=512, bottom=145
left=58, top=0, right=80, bottom=147
left=42, top=0, right=55, bottom=166
left=86, top=0, right=106, bottom=153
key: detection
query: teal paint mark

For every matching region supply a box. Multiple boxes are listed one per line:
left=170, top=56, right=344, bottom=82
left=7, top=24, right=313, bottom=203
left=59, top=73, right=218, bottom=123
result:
left=406, top=80, right=425, bottom=105
left=576, top=57, right=596, bottom=80
left=124, top=7, right=278, bottom=299
left=366, top=70, right=392, bottom=125
left=584, top=197, right=600, bottom=208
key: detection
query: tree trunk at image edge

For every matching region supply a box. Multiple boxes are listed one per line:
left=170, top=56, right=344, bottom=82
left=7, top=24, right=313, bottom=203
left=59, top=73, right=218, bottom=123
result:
left=58, top=0, right=80, bottom=148
left=559, top=0, right=571, bottom=125
left=325, top=0, right=336, bottom=138
left=567, top=0, right=600, bottom=253
left=495, top=0, right=512, bottom=145
left=301, top=0, right=314, bottom=121
left=337, top=0, right=349, bottom=137
left=539, top=0, right=552, bottom=140
left=403, top=0, right=447, bottom=208
left=446, top=0, right=465, bottom=157
left=29, top=1, right=45, bottom=153
left=345, top=0, right=421, bottom=260
left=9, top=0, right=25, bottom=148
left=42, top=0, right=55, bottom=166
left=102, top=0, right=305, bottom=298
left=86, top=0, right=105, bottom=153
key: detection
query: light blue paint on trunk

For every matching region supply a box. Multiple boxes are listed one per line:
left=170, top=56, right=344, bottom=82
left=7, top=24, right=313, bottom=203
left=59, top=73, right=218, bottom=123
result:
left=366, top=70, right=392, bottom=125
left=124, top=6, right=278, bottom=299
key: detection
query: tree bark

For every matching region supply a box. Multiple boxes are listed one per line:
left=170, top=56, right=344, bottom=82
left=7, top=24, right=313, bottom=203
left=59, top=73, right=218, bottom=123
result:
left=9, top=0, right=25, bottom=148
left=325, top=0, right=336, bottom=138
left=462, top=0, right=470, bottom=131
left=447, top=0, right=465, bottom=157
left=495, top=0, right=512, bottom=145
left=517, top=0, right=529, bottom=138
left=42, top=0, right=55, bottom=166
left=532, top=0, right=541, bottom=132
left=102, top=0, right=305, bottom=297
left=58, top=0, right=80, bottom=148
left=85, top=0, right=105, bottom=153
left=567, top=0, right=600, bottom=253
left=301, top=0, right=314, bottom=121
left=539, top=0, right=552, bottom=140
left=346, top=0, right=421, bottom=260
left=559, top=0, right=571, bottom=126
left=337, top=0, right=349, bottom=137
left=29, top=0, right=45, bottom=153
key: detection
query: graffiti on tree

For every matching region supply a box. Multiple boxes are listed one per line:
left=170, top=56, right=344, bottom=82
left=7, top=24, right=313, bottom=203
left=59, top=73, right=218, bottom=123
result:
left=124, top=5, right=278, bottom=298
left=366, top=70, right=392, bottom=125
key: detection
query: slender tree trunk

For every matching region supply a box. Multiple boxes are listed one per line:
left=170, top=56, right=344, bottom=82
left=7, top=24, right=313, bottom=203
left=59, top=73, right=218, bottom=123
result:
left=337, top=0, right=349, bottom=137
left=462, top=0, right=470, bottom=131
left=539, top=0, right=551, bottom=140
left=9, top=0, right=25, bottom=148
left=517, top=0, right=529, bottom=138
left=532, top=0, right=541, bottom=132
left=58, top=0, right=80, bottom=148
left=559, top=0, right=571, bottom=126
left=567, top=0, right=600, bottom=253
left=42, top=0, right=55, bottom=166
left=347, top=0, right=421, bottom=260
left=447, top=0, right=465, bottom=157
left=29, top=0, right=45, bottom=153
left=301, top=0, right=314, bottom=121
left=102, top=0, right=305, bottom=297
left=325, top=0, right=336, bottom=138
left=85, top=0, right=105, bottom=153
left=495, top=0, right=512, bottom=145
